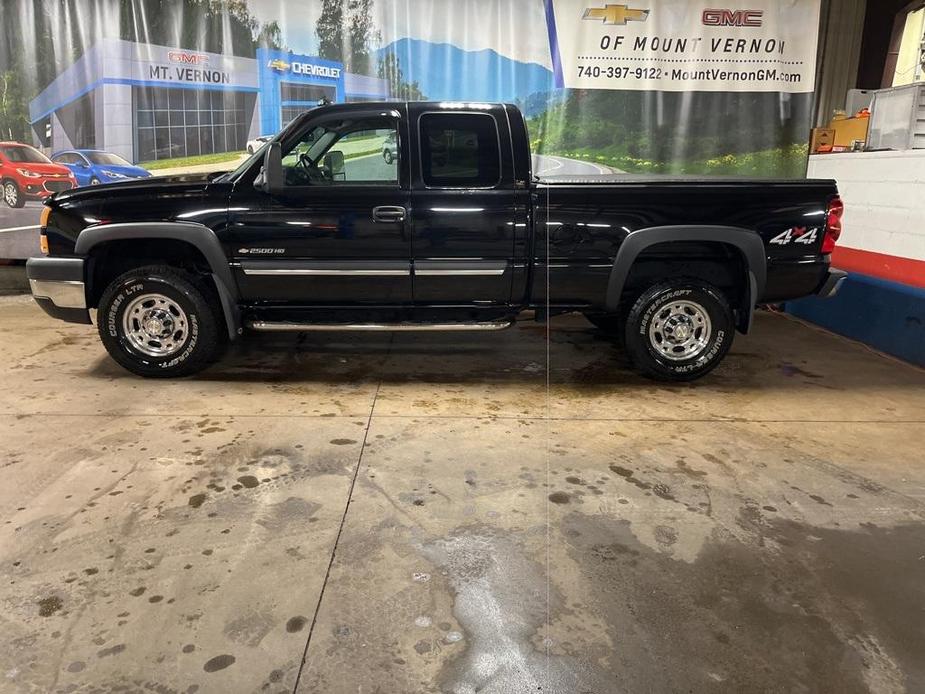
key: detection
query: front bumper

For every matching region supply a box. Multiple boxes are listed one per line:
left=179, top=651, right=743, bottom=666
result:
left=816, top=269, right=848, bottom=299
left=26, top=257, right=91, bottom=324
left=22, top=179, right=75, bottom=198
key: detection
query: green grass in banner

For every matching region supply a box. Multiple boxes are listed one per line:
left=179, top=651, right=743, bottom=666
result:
left=529, top=90, right=812, bottom=178
left=141, top=151, right=245, bottom=171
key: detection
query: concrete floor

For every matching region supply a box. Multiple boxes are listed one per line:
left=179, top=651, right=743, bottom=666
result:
left=1, top=295, right=924, bottom=694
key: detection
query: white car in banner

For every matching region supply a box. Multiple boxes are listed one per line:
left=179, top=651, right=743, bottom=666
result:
left=246, top=135, right=272, bottom=155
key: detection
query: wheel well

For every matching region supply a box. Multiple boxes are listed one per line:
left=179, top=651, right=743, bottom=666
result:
left=86, top=238, right=214, bottom=308
left=620, top=241, right=750, bottom=322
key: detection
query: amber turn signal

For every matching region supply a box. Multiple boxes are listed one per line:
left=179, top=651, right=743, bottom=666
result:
left=40, top=205, right=52, bottom=229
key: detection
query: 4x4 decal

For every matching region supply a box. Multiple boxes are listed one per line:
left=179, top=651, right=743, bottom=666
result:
left=770, top=226, right=821, bottom=247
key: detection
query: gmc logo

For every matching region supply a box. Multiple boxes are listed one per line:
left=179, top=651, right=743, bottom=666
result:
left=702, top=9, right=764, bottom=27
left=168, top=51, right=210, bottom=65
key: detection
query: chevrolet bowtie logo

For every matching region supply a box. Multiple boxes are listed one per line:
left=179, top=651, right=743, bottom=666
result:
left=583, top=4, right=650, bottom=25
left=267, top=59, right=290, bottom=72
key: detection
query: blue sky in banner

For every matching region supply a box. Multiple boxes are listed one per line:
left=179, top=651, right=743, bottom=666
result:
left=247, top=0, right=555, bottom=69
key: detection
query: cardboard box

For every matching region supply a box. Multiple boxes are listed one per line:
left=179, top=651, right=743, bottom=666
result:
left=810, top=128, right=835, bottom=152
left=830, top=116, right=869, bottom=148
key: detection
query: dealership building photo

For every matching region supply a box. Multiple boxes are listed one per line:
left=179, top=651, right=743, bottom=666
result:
left=27, top=39, right=390, bottom=164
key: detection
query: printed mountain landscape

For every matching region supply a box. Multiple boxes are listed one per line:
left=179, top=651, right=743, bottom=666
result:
left=377, top=37, right=555, bottom=114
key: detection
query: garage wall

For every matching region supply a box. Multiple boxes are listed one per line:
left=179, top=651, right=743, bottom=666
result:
left=787, top=151, right=925, bottom=366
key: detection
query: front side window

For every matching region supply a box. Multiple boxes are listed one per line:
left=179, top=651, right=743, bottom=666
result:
left=419, top=113, right=501, bottom=187
left=281, top=116, right=398, bottom=187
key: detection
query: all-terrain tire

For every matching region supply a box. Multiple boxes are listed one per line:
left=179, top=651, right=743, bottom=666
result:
left=97, top=265, right=224, bottom=378
left=624, top=278, right=734, bottom=382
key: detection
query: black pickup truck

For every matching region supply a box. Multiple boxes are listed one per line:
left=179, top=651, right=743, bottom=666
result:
left=27, top=101, right=845, bottom=381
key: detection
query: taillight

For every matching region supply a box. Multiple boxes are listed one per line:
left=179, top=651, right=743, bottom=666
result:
left=822, top=195, right=844, bottom=254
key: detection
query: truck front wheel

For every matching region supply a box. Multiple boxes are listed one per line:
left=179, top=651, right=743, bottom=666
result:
left=97, top=265, right=224, bottom=378
left=623, top=279, right=734, bottom=382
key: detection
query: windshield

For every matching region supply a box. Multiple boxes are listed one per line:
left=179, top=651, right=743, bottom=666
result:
left=1, top=145, right=52, bottom=164
left=221, top=144, right=267, bottom=181
left=87, top=151, right=132, bottom=166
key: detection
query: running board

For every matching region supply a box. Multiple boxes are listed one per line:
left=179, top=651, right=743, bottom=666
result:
left=246, top=320, right=514, bottom=333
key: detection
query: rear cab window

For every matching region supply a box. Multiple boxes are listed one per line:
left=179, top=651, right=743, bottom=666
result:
left=419, top=113, right=501, bottom=188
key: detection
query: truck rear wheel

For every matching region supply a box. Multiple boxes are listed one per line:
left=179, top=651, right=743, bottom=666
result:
left=97, top=265, right=224, bottom=378
left=624, top=279, right=734, bottom=382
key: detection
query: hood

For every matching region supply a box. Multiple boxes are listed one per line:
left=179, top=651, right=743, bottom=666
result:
left=96, top=163, right=151, bottom=178
left=14, top=161, right=73, bottom=176
left=50, top=170, right=225, bottom=205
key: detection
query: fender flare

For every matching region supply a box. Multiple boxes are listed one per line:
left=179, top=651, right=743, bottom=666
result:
left=75, top=221, right=241, bottom=340
left=604, top=225, right=767, bottom=333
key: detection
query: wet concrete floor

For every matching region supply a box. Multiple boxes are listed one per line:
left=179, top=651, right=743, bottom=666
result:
left=1, top=294, right=924, bottom=693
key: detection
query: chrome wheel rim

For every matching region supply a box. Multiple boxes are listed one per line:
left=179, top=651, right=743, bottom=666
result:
left=648, top=299, right=712, bottom=361
left=4, top=183, right=17, bottom=206
left=122, top=293, right=189, bottom=358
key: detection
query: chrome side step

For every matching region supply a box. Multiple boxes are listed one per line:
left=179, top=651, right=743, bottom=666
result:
left=246, top=320, right=514, bottom=333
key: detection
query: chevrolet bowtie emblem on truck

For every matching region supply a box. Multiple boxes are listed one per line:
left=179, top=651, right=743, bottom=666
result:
left=267, top=59, right=290, bottom=72
left=582, top=4, right=650, bottom=25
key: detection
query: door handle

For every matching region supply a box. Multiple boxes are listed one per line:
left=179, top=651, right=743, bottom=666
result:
left=372, top=206, right=406, bottom=223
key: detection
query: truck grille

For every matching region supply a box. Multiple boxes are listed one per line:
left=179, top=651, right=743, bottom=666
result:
left=44, top=181, right=73, bottom=193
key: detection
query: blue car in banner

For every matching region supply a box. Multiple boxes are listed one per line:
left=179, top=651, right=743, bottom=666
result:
left=50, top=150, right=152, bottom=187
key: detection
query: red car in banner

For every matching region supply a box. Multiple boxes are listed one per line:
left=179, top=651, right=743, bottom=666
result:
left=0, top=142, right=76, bottom=208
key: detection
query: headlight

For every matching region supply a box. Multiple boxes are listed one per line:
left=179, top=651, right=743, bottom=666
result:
left=17, top=168, right=42, bottom=178
left=102, top=170, right=129, bottom=179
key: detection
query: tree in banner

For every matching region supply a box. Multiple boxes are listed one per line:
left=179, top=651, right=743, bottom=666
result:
left=255, top=20, right=286, bottom=51
left=317, top=0, right=380, bottom=75
left=377, top=52, right=425, bottom=101
left=316, top=0, right=345, bottom=63
left=0, top=66, right=31, bottom=142
left=348, top=0, right=379, bottom=75
left=118, top=0, right=283, bottom=61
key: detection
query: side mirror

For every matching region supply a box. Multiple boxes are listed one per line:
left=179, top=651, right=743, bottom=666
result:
left=256, top=141, right=283, bottom=195
left=323, top=150, right=345, bottom=181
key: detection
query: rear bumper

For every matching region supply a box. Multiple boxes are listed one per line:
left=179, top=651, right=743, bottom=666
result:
left=26, top=257, right=91, bottom=324
left=816, top=269, right=848, bottom=299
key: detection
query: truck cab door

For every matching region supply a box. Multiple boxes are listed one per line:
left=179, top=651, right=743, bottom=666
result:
left=409, top=106, right=527, bottom=307
left=229, top=107, right=412, bottom=306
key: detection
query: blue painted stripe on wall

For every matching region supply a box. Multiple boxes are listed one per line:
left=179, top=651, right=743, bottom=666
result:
left=543, top=0, right=565, bottom=89
left=31, top=78, right=259, bottom=124
left=786, top=273, right=925, bottom=367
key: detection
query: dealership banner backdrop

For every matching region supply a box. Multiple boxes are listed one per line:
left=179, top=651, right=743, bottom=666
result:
left=548, top=0, right=821, bottom=93
left=0, top=0, right=821, bottom=178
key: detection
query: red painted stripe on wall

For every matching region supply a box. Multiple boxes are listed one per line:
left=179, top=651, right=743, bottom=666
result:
left=832, top=247, right=925, bottom=289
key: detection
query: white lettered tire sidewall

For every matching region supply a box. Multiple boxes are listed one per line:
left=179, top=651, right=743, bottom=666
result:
left=98, top=266, right=221, bottom=378
left=625, top=280, right=734, bottom=382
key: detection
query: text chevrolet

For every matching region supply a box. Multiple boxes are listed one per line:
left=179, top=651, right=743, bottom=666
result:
left=27, top=102, right=845, bottom=381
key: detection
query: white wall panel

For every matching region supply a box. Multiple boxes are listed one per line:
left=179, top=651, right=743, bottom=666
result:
left=808, top=151, right=925, bottom=261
